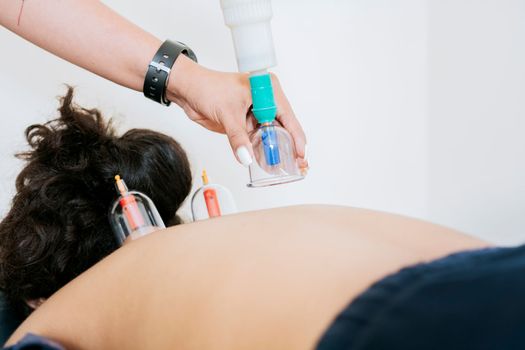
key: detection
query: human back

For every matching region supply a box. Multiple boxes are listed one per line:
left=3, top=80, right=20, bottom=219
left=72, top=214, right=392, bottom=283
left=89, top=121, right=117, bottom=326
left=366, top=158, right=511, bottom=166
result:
left=8, top=205, right=487, bottom=349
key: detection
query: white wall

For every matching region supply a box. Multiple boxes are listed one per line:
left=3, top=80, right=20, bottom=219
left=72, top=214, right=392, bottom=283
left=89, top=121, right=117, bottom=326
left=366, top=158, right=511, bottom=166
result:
left=427, top=0, right=525, bottom=245
left=0, top=1, right=522, bottom=244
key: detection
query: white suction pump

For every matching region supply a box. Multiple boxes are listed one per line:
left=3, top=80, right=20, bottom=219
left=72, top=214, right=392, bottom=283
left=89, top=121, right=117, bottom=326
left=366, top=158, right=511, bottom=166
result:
left=221, top=0, right=304, bottom=187
left=109, top=175, right=165, bottom=245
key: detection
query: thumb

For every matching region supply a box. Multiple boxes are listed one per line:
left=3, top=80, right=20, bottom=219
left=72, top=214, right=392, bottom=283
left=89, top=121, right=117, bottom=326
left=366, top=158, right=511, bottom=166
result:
left=224, top=119, right=254, bottom=167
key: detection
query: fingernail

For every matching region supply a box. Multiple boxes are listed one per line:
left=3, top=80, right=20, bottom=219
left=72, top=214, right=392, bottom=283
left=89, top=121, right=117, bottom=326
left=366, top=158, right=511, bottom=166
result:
left=303, top=144, right=309, bottom=162
left=236, top=146, right=253, bottom=167
left=300, top=167, right=309, bottom=177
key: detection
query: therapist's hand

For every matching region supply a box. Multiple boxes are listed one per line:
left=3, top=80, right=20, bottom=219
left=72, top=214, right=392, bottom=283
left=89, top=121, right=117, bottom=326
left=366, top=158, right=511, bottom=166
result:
left=166, top=55, right=308, bottom=170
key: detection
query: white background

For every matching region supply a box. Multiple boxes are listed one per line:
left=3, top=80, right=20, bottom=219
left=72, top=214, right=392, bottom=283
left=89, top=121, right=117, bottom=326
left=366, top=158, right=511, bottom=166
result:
left=0, top=0, right=523, bottom=245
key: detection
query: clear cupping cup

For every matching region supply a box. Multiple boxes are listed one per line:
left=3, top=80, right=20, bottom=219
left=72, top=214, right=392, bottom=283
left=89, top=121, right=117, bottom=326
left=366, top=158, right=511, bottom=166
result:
left=248, top=122, right=304, bottom=187
left=109, top=191, right=165, bottom=245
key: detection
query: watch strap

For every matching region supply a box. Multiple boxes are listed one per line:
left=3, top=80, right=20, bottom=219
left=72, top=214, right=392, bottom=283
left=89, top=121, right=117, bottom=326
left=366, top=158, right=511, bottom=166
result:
left=143, top=40, right=197, bottom=106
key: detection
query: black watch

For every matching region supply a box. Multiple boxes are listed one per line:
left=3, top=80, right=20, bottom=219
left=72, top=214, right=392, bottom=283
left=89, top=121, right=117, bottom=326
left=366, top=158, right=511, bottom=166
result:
left=143, top=40, right=198, bottom=106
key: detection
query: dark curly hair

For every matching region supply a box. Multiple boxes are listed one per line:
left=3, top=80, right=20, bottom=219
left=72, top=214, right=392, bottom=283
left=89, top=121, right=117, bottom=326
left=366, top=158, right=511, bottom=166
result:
left=0, top=87, right=192, bottom=314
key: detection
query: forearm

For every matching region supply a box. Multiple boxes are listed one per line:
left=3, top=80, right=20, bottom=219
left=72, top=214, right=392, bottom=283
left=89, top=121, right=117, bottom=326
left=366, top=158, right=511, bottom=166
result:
left=0, top=0, right=160, bottom=91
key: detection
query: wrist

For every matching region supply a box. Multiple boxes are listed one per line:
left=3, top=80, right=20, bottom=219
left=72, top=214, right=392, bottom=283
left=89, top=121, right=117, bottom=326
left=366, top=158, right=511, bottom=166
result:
left=165, top=54, right=200, bottom=106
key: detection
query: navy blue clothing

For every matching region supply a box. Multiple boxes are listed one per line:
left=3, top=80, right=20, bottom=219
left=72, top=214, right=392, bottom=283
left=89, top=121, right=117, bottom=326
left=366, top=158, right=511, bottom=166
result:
left=2, top=334, right=63, bottom=350
left=0, top=292, right=25, bottom=345
left=317, top=245, right=525, bottom=350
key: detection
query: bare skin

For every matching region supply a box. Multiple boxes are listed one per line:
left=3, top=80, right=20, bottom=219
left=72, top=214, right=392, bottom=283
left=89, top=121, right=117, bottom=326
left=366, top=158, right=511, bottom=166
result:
left=7, top=205, right=489, bottom=349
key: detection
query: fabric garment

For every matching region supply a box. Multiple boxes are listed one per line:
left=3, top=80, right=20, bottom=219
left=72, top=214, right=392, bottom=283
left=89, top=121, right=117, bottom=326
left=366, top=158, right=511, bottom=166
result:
left=0, top=292, right=25, bottom=346
left=316, top=245, right=525, bottom=350
left=2, top=333, right=63, bottom=350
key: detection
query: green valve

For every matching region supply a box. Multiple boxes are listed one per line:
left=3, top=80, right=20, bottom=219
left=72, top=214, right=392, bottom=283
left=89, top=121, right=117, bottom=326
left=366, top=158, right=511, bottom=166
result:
left=249, top=73, right=277, bottom=124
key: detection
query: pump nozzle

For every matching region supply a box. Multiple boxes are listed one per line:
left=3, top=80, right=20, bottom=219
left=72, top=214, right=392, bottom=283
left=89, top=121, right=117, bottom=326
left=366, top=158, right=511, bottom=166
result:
left=113, top=175, right=145, bottom=231
left=201, top=169, right=221, bottom=217
left=114, top=175, right=128, bottom=195
left=201, top=170, right=209, bottom=186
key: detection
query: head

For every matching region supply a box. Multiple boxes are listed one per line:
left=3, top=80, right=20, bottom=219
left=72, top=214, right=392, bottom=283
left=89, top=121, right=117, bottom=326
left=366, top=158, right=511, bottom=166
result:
left=0, top=87, right=192, bottom=313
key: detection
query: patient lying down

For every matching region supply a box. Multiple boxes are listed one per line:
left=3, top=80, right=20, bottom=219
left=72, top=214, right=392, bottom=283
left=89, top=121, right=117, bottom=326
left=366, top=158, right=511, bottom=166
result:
left=3, top=91, right=525, bottom=350
left=0, top=87, right=192, bottom=313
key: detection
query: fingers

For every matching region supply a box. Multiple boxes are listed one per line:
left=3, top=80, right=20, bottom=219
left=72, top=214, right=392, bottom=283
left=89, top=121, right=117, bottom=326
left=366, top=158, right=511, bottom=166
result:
left=226, top=79, right=255, bottom=167
left=271, top=74, right=309, bottom=170
left=223, top=114, right=254, bottom=167
left=245, top=111, right=258, bottom=134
